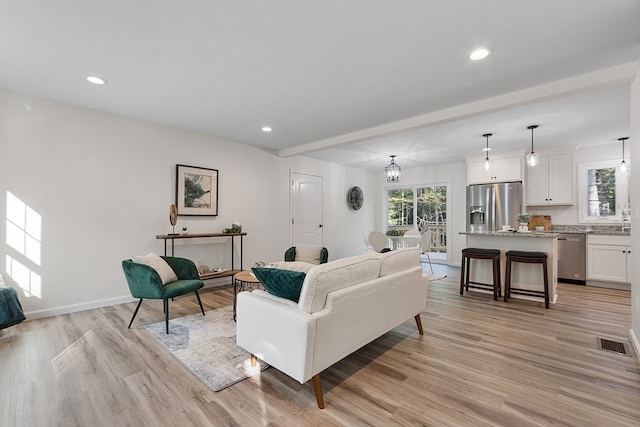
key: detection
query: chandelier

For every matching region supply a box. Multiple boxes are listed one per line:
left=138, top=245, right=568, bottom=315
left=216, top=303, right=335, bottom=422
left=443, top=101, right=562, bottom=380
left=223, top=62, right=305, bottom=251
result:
left=385, top=155, right=401, bottom=182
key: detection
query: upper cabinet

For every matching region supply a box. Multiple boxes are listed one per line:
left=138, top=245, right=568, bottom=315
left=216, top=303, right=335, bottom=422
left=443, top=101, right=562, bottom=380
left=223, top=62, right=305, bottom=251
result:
left=526, top=154, right=573, bottom=205
left=468, top=158, right=523, bottom=184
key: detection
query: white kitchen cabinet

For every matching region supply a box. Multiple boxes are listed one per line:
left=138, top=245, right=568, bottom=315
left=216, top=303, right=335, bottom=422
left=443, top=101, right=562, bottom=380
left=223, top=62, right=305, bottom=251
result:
left=526, top=154, right=573, bottom=205
left=468, top=158, right=522, bottom=184
left=587, top=235, right=631, bottom=283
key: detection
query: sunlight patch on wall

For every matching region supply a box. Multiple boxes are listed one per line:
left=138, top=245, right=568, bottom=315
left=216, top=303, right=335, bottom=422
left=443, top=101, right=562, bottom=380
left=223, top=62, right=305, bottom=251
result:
left=5, top=191, right=42, bottom=298
left=5, top=255, right=41, bottom=298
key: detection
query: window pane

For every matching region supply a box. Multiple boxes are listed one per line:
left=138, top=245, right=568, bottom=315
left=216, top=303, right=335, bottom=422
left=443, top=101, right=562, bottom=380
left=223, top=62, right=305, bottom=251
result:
left=387, top=188, right=414, bottom=227
left=587, top=167, right=615, bottom=217
left=416, top=186, right=447, bottom=233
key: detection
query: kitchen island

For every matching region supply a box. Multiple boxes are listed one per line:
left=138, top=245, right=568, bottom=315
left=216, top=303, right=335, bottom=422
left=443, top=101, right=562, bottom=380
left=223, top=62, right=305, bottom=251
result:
left=460, top=231, right=559, bottom=304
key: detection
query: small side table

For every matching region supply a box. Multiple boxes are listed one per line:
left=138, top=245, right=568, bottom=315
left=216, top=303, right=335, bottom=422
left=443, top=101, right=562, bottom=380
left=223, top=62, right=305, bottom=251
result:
left=233, top=271, right=263, bottom=321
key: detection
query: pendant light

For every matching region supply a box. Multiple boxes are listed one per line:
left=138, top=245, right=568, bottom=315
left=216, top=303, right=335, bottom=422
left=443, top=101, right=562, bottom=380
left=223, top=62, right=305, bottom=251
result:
left=385, top=155, right=401, bottom=182
left=618, top=137, right=629, bottom=173
left=483, top=133, right=492, bottom=171
left=526, top=125, right=539, bottom=167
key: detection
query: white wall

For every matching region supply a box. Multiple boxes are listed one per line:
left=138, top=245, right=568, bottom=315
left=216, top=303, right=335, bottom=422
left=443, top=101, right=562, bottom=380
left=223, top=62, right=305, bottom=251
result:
left=0, top=90, right=376, bottom=318
left=372, top=161, right=468, bottom=266
left=630, top=67, right=639, bottom=355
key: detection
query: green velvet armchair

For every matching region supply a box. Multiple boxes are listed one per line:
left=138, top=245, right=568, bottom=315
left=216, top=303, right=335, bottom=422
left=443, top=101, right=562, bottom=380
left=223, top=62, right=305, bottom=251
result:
left=122, top=256, right=204, bottom=334
left=284, top=246, right=329, bottom=264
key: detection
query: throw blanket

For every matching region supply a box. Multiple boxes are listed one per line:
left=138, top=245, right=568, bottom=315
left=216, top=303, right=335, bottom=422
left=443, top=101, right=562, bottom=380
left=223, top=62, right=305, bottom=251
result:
left=0, top=287, right=26, bottom=330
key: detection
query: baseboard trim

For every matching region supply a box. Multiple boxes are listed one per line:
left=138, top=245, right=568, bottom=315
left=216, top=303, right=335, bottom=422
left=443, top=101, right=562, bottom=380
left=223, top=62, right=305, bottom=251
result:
left=23, top=280, right=231, bottom=321
left=24, top=295, right=136, bottom=321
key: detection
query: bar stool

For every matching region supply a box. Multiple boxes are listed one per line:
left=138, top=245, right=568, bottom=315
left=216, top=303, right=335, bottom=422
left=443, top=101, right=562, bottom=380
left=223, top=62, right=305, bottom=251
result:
left=460, top=248, right=501, bottom=301
left=504, top=250, right=549, bottom=309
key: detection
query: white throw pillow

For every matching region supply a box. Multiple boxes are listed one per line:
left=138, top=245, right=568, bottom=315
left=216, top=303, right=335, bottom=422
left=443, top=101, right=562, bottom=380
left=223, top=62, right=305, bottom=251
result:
left=294, top=244, right=323, bottom=264
left=131, top=253, right=178, bottom=284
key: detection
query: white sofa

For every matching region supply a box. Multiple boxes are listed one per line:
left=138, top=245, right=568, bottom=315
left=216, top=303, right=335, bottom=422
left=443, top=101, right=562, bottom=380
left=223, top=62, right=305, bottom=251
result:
left=236, top=247, right=428, bottom=408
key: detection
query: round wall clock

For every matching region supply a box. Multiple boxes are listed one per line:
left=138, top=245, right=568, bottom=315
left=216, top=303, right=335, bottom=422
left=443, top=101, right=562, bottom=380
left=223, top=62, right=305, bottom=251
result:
left=347, top=186, right=364, bottom=211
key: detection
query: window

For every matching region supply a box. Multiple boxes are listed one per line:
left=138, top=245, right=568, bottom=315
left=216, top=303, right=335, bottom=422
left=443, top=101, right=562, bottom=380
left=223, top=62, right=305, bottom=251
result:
left=578, top=160, right=629, bottom=224
left=386, top=185, right=448, bottom=255
left=387, top=188, right=414, bottom=228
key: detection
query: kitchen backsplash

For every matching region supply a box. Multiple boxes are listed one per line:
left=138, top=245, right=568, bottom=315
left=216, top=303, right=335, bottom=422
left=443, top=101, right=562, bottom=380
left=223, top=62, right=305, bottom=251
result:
left=552, top=224, right=630, bottom=233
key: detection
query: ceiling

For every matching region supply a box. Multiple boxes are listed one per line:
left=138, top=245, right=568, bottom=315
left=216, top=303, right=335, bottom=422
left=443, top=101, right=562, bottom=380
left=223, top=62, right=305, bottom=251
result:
left=1, top=1, right=639, bottom=171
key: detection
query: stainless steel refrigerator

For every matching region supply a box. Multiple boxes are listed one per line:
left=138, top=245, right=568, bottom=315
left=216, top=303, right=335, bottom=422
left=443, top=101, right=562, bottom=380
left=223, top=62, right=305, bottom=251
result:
left=466, top=182, right=523, bottom=232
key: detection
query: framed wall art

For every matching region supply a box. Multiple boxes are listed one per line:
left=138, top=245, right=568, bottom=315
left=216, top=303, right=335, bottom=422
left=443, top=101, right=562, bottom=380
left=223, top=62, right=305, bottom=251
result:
left=176, top=164, right=218, bottom=216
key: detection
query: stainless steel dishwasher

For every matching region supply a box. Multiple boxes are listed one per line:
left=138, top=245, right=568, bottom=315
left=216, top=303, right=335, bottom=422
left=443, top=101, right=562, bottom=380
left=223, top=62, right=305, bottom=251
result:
left=557, top=233, right=586, bottom=284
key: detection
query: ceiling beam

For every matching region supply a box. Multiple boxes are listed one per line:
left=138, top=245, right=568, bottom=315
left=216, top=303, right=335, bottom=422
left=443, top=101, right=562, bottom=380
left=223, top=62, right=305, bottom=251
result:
left=278, top=61, right=639, bottom=158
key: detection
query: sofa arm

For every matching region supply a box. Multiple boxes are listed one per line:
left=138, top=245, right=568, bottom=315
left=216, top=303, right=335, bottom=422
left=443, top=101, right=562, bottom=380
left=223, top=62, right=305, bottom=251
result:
left=236, top=291, right=317, bottom=383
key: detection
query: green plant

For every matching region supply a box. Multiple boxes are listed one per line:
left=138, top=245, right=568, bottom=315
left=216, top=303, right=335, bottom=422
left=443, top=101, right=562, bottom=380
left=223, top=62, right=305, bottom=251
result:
left=385, top=229, right=405, bottom=236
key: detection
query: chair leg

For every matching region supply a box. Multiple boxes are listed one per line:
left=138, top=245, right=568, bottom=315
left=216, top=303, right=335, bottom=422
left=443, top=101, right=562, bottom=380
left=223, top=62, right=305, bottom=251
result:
left=128, top=298, right=144, bottom=329
left=311, top=374, right=325, bottom=409
left=465, top=257, right=471, bottom=292
left=496, top=257, right=502, bottom=297
left=164, top=299, right=169, bottom=334
left=195, top=290, right=205, bottom=315
left=414, top=314, right=424, bottom=335
left=504, top=257, right=512, bottom=302
left=459, top=256, right=466, bottom=295
left=250, top=354, right=257, bottom=367
left=542, top=259, right=550, bottom=309
left=424, top=253, right=434, bottom=275
left=491, top=258, right=500, bottom=301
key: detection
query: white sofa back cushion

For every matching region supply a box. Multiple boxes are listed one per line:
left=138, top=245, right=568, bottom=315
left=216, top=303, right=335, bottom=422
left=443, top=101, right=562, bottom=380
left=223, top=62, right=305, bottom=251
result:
left=269, top=261, right=315, bottom=273
left=378, top=247, right=421, bottom=276
left=298, top=253, right=380, bottom=313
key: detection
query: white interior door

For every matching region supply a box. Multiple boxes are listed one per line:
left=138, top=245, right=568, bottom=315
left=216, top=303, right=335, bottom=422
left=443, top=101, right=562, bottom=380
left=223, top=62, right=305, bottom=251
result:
left=291, top=172, right=323, bottom=246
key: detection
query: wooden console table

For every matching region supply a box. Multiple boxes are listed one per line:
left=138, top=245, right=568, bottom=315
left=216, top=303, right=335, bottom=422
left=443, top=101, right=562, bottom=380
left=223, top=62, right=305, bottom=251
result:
left=155, top=232, right=247, bottom=280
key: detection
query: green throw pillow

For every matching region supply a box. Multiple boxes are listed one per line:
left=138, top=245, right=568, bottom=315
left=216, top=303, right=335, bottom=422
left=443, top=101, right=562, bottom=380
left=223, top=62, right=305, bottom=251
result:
left=251, top=267, right=306, bottom=302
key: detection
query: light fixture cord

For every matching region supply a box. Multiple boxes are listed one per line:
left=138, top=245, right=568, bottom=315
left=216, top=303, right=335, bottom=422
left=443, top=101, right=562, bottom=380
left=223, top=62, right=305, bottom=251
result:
left=531, top=127, right=534, bottom=153
left=485, top=135, right=490, bottom=160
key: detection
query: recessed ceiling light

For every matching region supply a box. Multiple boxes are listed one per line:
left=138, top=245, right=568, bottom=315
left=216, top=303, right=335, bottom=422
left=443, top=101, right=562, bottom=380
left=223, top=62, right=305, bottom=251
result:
left=86, top=76, right=107, bottom=85
left=469, top=48, right=492, bottom=61
left=262, top=126, right=272, bottom=132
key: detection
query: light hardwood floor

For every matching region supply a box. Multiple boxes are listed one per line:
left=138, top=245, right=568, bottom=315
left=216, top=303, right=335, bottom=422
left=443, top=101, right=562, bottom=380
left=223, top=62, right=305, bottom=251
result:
left=1, top=267, right=639, bottom=426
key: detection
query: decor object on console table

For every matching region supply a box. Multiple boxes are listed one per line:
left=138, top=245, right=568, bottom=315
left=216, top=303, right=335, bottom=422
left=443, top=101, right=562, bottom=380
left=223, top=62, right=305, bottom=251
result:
left=176, top=164, right=218, bottom=216
left=168, top=204, right=178, bottom=235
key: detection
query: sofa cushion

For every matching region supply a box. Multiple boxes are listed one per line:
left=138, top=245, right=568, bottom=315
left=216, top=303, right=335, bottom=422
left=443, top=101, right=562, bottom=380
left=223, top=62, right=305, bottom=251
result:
left=251, top=268, right=307, bottom=302
left=269, top=261, right=315, bottom=273
left=131, top=253, right=178, bottom=284
left=294, top=244, right=324, bottom=264
left=378, top=247, right=421, bottom=277
left=298, top=253, right=380, bottom=313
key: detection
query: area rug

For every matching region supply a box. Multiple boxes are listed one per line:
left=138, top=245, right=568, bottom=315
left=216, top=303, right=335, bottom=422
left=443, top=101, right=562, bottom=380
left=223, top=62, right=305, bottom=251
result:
left=144, top=305, right=268, bottom=392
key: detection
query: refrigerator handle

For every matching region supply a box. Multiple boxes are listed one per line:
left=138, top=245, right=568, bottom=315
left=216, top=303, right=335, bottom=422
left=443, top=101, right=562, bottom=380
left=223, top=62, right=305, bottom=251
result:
left=489, top=187, right=496, bottom=232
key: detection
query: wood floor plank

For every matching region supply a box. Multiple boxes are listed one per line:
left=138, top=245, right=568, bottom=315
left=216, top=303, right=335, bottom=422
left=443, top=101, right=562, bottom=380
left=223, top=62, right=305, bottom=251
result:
left=1, top=270, right=639, bottom=426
